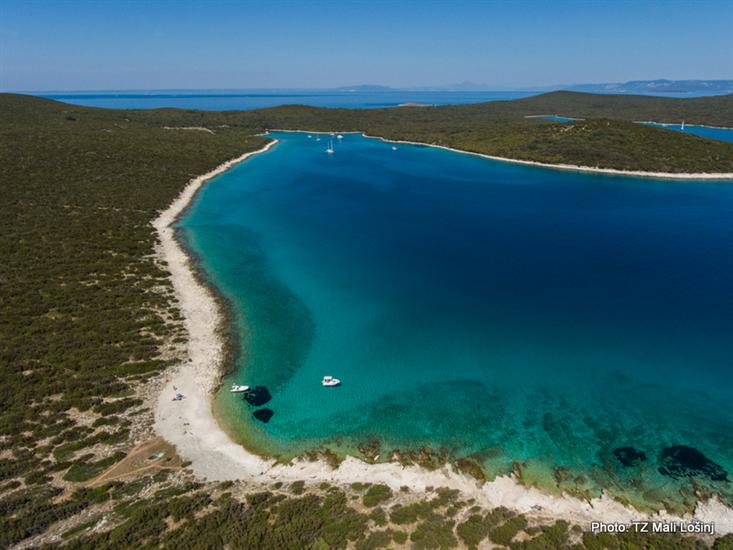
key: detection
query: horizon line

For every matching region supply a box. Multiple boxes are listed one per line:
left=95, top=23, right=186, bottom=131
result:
left=5, top=78, right=733, bottom=95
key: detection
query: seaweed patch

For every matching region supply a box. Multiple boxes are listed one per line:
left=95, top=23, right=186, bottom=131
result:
left=244, top=386, right=272, bottom=407
left=253, top=408, right=274, bottom=423
left=613, top=446, right=647, bottom=467
left=657, top=445, right=728, bottom=482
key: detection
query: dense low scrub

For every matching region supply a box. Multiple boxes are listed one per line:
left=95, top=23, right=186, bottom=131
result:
left=0, top=93, right=266, bottom=545
left=362, top=484, right=392, bottom=507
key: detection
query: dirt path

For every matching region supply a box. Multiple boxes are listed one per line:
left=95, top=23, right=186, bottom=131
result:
left=86, top=437, right=182, bottom=487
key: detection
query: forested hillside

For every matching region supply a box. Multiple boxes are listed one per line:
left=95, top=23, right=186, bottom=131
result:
left=510, top=91, right=733, bottom=126
left=93, top=91, right=733, bottom=174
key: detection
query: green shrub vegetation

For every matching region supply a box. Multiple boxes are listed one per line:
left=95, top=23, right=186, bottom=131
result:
left=369, top=506, right=387, bottom=526
left=490, top=515, right=529, bottom=546
left=457, top=513, right=491, bottom=549
left=289, top=480, right=306, bottom=495
left=511, top=520, right=571, bottom=549
left=63, top=451, right=126, bottom=482
left=354, top=529, right=393, bottom=550
left=390, top=500, right=435, bottom=525
left=410, top=514, right=458, bottom=549
left=582, top=530, right=714, bottom=550
left=0, top=93, right=265, bottom=547
left=87, top=490, right=371, bottom=550
left=362, top=483, right=392, bottom=507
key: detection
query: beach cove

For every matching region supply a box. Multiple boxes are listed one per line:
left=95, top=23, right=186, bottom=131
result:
left=155, top=131, right=733, bottom=531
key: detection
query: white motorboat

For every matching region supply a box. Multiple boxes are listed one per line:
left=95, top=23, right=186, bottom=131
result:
left=325, top=139, right=335, bottom=154
left=391, top=145, right=397, bottom=150
left=321, top=376, right=340, bottom=387
left=230, top=384, right=250, bottom=393
left=337, top=134, right=344, bottom=139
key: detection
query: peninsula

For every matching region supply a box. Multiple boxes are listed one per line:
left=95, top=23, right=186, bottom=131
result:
left=2, top=91, right=733, bottom=548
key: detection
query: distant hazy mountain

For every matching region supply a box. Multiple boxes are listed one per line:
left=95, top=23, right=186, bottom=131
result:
left=408, top=81, right=496, bottom=91
left=334, top=85, right=397, bottom=92
left=334, top=82, right=497, bottom=92
left=565, top=79, right=733, bottom=94
left=333, top=80, right=733, bottom=94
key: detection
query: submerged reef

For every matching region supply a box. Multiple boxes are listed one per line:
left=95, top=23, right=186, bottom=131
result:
left=253, top=408, right=274, bottom=423
left=244, top=386, right=275, bottom=422
left=657, top=445, right=728, bottom=482
left=244, top=386, right=272, bottom=407
left=613, top=446, right=647, bottom=467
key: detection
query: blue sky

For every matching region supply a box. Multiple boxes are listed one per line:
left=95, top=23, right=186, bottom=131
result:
left=1, top=0, right=731, bottom=91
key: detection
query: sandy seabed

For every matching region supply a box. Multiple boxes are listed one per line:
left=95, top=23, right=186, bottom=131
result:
left=153, top=135, right=733, bottom=533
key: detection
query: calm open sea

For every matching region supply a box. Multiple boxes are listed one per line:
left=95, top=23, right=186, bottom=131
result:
left=178, top=132, right=733, bottom=511
left=38, top=90, right=533, bottom=110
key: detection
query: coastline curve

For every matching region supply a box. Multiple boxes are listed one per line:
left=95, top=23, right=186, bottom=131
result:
left=269, top=128, right=733, bottom=179
left=152, top=134, right=733, bottom=534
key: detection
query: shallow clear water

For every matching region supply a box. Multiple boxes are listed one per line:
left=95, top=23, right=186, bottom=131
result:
left=179, top=132, right=733, bottom=510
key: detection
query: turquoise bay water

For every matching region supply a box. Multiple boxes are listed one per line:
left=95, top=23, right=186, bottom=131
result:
left=179, top=132, right=733, bottom=510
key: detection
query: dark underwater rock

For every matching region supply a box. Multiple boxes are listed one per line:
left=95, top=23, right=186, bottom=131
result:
left=657, top=445, right=728, bottom=482
left=253, top=408, right=274, bottom=423
left=613, top=446, right=647, bottom=467
left=244, top=386, right=271, bottom=406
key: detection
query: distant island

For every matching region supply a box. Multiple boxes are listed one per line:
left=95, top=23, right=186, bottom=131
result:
left=566, top=79, right=733, bottom=94
left=334, top=84, right=397, bottom=92
left=329, top=79, right=733, bottom=94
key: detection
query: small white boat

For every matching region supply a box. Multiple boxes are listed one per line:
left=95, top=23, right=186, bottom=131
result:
left=307, top=134, right=312, bottom=138
left=230, top=384, right=250, bottom=393
left=316, top=136, right=321, bottom=142
left=337, top=134, right=344, bottom=139
left=391, top=145, right=397, bottom=151
left=681, top=120, right=686, bottom=132
left=325, top=139, right=335, bottom=154
left=322, top=375, right=340, bottom=387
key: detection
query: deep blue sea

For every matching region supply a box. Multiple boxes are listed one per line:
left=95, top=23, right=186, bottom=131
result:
left=38, top=90, right=533, bottom=110
left=179, top=132, right=733, bottom=511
